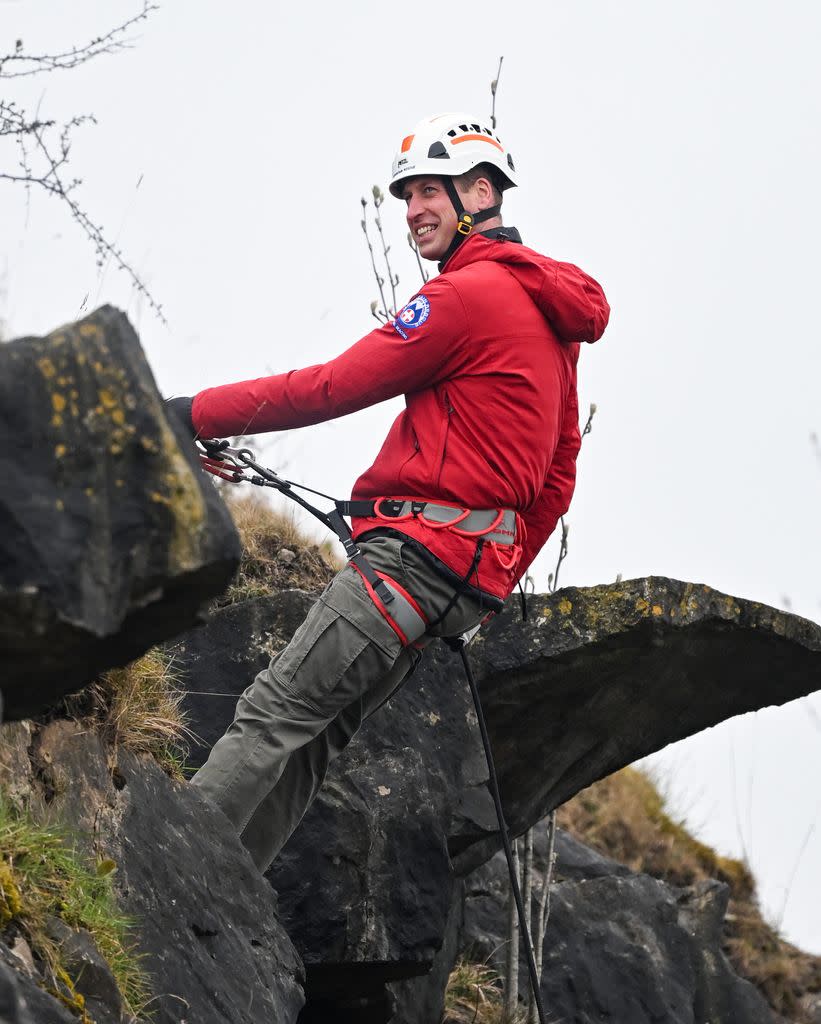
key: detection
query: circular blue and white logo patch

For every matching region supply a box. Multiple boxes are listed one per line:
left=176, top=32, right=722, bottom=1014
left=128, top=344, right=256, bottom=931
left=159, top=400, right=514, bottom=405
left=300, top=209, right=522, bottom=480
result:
left=393, top=295, right=430, bottom=338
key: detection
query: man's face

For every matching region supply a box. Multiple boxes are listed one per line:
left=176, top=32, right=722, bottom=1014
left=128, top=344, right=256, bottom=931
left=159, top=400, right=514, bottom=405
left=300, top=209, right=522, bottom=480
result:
left=402, top=176, right=463, bottom=261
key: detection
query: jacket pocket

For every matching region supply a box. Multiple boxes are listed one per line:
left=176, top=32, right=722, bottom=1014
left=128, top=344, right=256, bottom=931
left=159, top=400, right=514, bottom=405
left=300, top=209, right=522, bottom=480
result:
left=434, top=390, right=453, bottom=490
left=397, top=429, right=421, bottom=485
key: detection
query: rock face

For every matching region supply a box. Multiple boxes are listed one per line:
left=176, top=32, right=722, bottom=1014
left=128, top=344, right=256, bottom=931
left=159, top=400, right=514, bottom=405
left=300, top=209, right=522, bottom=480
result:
left=0, top=721, right=304, bottom=1023
left=177, top=576, right=821, bottom=1021
left=455, top=578, right=821, bottom=871
left=461, top=827, right=780, bottom=1024
left=0, top=306, right=241, bottom=721
left=0, top=943, right=76, bottom=1024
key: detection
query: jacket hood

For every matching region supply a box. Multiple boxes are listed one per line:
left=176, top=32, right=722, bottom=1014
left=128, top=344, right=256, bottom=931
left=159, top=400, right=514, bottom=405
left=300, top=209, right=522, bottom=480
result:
left=442, top=232, right=610, bottom=344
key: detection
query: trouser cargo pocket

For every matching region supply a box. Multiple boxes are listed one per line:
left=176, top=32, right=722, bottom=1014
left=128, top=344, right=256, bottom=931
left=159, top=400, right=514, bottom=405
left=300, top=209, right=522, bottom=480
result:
left=272, top=568, right=403, bottom=714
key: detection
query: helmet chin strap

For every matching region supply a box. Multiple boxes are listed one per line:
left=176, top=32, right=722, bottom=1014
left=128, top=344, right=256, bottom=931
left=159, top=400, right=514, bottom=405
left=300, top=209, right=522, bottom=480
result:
left=439, top=176, right=502, bottom=267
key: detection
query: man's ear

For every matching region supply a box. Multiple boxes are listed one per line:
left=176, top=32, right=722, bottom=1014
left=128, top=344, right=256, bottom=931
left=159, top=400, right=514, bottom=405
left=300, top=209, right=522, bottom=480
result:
left=473, top=176, right=496, bottom=211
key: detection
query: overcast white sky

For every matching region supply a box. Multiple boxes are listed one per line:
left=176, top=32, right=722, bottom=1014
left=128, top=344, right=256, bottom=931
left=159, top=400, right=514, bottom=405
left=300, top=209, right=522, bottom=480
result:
left=2, top=2, right=819, bottom=954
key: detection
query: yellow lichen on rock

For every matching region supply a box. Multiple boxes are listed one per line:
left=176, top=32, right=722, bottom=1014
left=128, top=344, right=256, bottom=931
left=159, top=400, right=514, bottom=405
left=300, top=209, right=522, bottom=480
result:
left=150, top=408, right=209, bottom=571
left=558, top=597, right=573, bottom=615
left=79, top=322, right=102, bottom=342
left=37, top=356, right=57, bottom=379
left=0, top=862, right=23, bottom=924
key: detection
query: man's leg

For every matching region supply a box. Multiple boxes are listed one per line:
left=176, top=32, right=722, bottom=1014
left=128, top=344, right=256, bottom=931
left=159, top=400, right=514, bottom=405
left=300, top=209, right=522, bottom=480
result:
left=238, top=645, right=418, bottom=870
left=191, top=560, right=405, bottom=839
left=192, top=533, right=488, bottom=867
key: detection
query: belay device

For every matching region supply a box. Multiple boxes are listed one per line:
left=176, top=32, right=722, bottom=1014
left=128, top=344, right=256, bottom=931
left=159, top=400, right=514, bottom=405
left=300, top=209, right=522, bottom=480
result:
left=197, top=439, right=549, bottom=1023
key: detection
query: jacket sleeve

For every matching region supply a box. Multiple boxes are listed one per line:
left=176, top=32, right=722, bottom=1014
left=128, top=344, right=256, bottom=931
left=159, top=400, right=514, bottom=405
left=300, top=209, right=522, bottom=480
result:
left=191, top=277, right=469, bottom=439
left=517, top=388, right=582, bottom=579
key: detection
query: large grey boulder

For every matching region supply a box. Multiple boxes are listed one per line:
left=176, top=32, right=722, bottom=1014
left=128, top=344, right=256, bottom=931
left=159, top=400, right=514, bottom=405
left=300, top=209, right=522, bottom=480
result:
left=176, top=577, right=821, bottom=1021
left=453, top=577, right=821, bottom=870
left=0, top=305, right=241, bottom=720
left=460, top=829, right=781, bottom=1024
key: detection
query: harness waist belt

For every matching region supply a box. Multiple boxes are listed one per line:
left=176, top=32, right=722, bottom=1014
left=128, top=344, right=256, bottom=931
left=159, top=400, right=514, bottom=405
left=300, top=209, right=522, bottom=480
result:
left=341, top=498, right=517, bottom=546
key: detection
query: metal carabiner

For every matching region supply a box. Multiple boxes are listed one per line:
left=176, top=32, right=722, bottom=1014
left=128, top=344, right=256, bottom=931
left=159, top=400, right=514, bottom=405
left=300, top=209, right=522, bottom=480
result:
left=196, top=439, right=247, bottom=483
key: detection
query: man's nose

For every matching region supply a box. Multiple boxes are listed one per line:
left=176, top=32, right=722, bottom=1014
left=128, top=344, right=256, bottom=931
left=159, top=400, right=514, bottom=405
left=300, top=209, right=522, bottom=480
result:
left=406, top=194, right=423, bottom=221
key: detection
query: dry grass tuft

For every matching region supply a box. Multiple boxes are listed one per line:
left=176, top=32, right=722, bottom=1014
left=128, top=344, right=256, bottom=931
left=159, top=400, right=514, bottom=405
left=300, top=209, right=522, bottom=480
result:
left=217, top=493, right=338, bottom=605
left=443, top=957, right=525, bottom=1023
left=561, top=768, right=821, bottom=1020
left=561, top=767, right=754, bottom=895
left=66, top=649, right=191, bottom=779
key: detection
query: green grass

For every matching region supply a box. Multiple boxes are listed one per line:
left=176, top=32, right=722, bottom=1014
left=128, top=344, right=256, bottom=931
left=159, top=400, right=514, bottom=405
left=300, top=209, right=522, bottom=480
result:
left=0, top=796, right=151, bottom=1019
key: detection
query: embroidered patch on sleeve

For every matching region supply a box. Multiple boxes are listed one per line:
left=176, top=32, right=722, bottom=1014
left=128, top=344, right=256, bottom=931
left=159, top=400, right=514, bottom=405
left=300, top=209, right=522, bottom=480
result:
left=392, top=295, right=431, bottom=339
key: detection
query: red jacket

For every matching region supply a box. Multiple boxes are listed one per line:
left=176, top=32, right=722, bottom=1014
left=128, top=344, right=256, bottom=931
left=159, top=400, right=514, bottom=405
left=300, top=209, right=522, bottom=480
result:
left=192, top=233, right=609, bottom=600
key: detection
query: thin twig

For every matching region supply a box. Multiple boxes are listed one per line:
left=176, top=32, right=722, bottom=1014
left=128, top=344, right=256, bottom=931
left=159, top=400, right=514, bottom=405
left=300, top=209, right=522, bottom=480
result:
left=505, top=837, right=520, bottom=1016
left=582, top=402, right=597, bottom=437
left=531, top=810, right=557, bottom=1020
left=406, top=232, right=429, bottom=285
left=360, top=196, right=390, bottom=321
left=522, top=829, right=534, bottom=1013
left=547, top=403, right=597, bottom=591
left=372, top=185, right=398, bottom=316
left=549, top=519, right=570, bottom=594
left=0, top=3, right=158, bottom=79
left=490, top=56, right=504, bottom=130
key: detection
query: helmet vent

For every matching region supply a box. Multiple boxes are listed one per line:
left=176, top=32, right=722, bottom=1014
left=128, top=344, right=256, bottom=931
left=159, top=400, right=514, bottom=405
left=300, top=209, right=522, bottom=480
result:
left=427, top=141, right=449, bottom=159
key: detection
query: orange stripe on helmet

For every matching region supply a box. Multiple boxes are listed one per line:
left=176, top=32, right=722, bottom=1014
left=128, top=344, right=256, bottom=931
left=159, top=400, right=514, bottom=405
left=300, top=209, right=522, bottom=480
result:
left=400, top=134, right=415, bottom=153
left=450, top=133, right=504, bottom=151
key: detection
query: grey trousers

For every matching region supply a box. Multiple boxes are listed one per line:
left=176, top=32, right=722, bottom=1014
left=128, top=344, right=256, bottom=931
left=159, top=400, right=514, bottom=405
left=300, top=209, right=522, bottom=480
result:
left=191, top=533, right=487, bottom=871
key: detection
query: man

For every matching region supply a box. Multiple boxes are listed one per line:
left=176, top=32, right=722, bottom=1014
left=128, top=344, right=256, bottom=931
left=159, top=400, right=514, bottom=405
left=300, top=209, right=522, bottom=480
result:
left=170, top=112, right=610, bottom=872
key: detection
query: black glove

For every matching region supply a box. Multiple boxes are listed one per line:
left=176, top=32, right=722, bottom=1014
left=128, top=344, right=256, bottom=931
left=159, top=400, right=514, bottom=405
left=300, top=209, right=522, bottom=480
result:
left=164, top=396, right=196, bottom=438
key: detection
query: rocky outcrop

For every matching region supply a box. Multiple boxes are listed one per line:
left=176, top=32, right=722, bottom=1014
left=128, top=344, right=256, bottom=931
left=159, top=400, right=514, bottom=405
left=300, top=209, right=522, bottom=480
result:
left=0, top=306, right=241, bottom=721
left=177, top=576, right=821, bottom=1021
left=456, top=578, right=821, bottom=869
left=461, top=826, right=781, bottom=1024
left=0, top=943, right=76, bottom=1024
left=0, top=721, right=304, bottom=1023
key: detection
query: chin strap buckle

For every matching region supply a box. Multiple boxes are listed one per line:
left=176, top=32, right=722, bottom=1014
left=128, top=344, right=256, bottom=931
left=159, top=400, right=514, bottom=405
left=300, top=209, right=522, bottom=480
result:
left=456, top=213, right=474, bottom=236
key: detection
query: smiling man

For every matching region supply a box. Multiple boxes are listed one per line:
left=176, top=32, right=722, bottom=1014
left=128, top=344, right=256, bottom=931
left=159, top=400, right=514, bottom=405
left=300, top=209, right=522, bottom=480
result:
left=171, top=112, right=610, bottom=872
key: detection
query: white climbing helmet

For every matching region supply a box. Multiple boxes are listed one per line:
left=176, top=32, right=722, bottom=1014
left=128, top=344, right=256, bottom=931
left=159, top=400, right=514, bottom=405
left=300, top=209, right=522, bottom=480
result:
left=389, top=111, right=518, bottom=198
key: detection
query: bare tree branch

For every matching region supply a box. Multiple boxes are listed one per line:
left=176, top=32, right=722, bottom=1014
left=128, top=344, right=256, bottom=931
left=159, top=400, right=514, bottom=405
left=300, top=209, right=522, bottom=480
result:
left=0, top=6, right=166, bottom=323
left=372, top=185, right=399, bottom=315
left=0, top=3, right=158, bottom=79
left=360, top=192, right=391, bottom=322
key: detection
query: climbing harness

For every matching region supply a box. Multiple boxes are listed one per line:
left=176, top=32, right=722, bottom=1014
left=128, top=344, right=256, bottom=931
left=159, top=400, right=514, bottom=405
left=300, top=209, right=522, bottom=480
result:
left=196, top=440, right=516, bottom=647
left=197, top=440, right=546, bottom=1020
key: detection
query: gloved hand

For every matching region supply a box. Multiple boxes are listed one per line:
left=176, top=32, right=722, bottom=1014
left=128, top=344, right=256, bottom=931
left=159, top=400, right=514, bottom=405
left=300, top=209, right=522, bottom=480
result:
left=164, top=396, right=196, bottom=437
